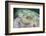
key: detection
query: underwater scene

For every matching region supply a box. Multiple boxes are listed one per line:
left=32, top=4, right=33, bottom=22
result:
left=13, top=8, right=39, bottom=28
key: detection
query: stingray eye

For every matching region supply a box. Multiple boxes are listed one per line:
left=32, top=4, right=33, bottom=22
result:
left=26, top=16, right=32, bottom=20
left=26, top=16, right=29, bottom=19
